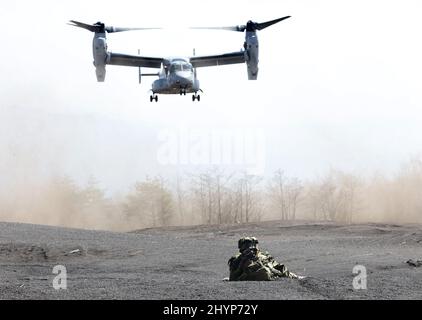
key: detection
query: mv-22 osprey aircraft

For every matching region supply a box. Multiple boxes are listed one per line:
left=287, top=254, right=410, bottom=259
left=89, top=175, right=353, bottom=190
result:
left=69, top=16, right=291, bottom=102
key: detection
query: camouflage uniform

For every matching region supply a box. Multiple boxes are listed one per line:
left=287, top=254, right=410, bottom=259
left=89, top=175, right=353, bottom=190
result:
left=228, top=237, right=300, bottom=281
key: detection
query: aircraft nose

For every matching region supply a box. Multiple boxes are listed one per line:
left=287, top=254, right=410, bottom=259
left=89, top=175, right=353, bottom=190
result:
left=174, top=73, right=193, bottom=86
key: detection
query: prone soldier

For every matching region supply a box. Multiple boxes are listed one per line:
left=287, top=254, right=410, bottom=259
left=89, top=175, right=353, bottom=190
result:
left=228, top=237, right=303, bottom=281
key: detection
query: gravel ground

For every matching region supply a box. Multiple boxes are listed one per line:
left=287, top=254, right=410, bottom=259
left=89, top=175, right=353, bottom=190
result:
left=0, top=220, right=421, bottom=300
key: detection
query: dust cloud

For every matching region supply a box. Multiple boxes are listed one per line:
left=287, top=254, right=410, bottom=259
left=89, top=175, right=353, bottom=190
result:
left=1, top=104, right=421, bottom=232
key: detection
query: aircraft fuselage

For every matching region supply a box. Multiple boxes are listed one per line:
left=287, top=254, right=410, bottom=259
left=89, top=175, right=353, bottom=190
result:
left=152, top=58, right=200, bottom=95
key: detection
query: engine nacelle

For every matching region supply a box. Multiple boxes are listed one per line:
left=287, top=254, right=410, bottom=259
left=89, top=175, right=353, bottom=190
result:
left=92, top=33, right=108, bottom=82
left=244, top=32, right=259, bottom=80
left=95, top=65, right=106, bottom=82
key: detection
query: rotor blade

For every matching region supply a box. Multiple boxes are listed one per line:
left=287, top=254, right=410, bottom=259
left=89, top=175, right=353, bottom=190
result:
left=190, top=25, right=245, bottom=32
left=256, top=16, right=291, bottom=31
left=69, top=20, right=161, bottom=33
left=105, top=26, right=161, bottom=33
left=68, top=20, right=99, bottom=32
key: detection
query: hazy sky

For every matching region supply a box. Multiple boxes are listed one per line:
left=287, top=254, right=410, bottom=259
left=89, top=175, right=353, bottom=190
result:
left=1, top=0, right=422, bottom=193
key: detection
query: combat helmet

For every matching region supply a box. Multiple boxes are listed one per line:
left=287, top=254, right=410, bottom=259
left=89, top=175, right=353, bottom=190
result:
left=238, top=237, right=259, bottom=252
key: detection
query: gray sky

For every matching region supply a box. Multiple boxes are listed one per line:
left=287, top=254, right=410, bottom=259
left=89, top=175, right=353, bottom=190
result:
left=1, top=0, right=422, bottom=193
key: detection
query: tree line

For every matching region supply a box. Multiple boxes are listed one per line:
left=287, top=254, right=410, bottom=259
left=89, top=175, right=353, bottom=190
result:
left=1, top=159, right=422, bottom=231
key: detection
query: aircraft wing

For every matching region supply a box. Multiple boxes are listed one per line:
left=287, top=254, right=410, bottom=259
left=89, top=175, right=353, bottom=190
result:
left=107, top=53, right=164, bottom=68
left=190, top=51, right=245, bottom=68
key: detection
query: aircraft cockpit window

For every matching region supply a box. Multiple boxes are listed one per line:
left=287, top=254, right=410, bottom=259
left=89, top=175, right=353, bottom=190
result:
left=170, top=64, right=183, bottom=72
left=170, top=63, right=192, bottom=72
left=182, top=64, right=192, bottom=71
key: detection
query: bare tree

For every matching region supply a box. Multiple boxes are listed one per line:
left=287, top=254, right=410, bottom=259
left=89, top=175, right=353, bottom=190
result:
left=304, top=182, right=322, bottom=220
left=336, top=172, right=361, bottom=223
left=318, top=172, right=340, bottom=221
left=268, top=170, right=287, bottom=220
left=78, top=176, right=116, bottom=229
left=175, top=175, right=186, bottom=225
left=188, top=169, right=236, bottom=224
left=214, top=170, right=234, bottom=224
left=268, top=170, right=302, bottom=221
left=286, top=177, right=303, bottom=220
left=305, top=170, right=361, bottom=223
left=235, top=173, right=263, bottom=223
left=125, top=176, right=174, bottom=228
left=189, top=171, right=214, bottom=224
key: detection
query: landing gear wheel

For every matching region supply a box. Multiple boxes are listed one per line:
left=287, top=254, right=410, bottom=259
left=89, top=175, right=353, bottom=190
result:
left=192, top=95, right=196, bottom=102
left=150, top=95, right=158, bottom=102
left=192, top=94, right=201, bottom=102
left=197, top=95, right=201, bottom=102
